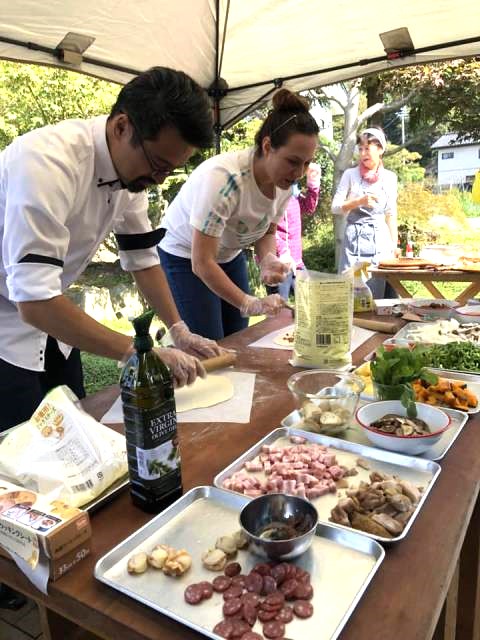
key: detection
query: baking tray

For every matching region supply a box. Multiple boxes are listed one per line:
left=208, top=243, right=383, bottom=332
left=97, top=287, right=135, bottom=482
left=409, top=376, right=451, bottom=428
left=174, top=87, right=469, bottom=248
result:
left=214, top=428, right=440, bottom=544
left=393, top=320, right=480, bottom=348
left=94, top=485, right=384, bottom=640
left=0, top=422, right=129, bottom=513
left=282, top=405, right=468, bottom=462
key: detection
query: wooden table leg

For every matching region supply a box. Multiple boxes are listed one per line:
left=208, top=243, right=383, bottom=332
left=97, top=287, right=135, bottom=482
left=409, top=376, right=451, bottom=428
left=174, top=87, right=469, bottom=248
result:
left=456, top=491, right=480, bottom=639
left=423, top=281, right=447, bottom=299
left=383, top=276, right=412, bottom=299
left=432, top=562, right=459, bottom=640
left=455, top=282, right=480, bottom=306
left=38, top=603, right=102, bottom=640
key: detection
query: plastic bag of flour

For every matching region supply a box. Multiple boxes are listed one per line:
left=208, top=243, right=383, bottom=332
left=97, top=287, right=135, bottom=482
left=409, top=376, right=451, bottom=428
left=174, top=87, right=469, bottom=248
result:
left=0, top=386, right=127, bottom=508
left=291, top=268, right=354, bottom=369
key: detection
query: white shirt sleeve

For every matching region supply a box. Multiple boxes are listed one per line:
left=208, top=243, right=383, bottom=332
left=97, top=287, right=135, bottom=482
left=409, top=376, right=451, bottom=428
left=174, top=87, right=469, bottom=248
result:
left=189, top=166, right=240, bottom=238
left=4, top=144, right=75, bottom=302
left=113, top=192, right=161, bottom=272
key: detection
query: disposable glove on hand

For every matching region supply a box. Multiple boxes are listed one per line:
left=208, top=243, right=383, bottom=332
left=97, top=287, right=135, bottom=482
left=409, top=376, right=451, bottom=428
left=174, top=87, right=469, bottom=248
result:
left=240, top=294, right=285, bottom=318
left=153, top=346, right=206, bottom=388
left=168, top=320, right=222, bottom=359
left=259, top=252, right=290, bottom=285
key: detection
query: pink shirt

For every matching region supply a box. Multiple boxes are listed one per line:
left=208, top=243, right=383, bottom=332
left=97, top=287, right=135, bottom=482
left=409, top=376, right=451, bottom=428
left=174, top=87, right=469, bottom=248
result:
left=275, top=183, right=319, bottom=268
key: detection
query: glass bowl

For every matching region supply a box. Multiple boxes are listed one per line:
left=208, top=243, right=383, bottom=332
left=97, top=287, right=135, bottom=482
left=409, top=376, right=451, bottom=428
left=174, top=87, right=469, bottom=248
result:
left=287, top=370, right=365, bottom=436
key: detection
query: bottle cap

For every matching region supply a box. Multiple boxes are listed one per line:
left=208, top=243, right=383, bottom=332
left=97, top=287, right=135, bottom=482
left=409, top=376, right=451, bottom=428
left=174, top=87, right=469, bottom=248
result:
left=132, top=310, right=154, bottom=352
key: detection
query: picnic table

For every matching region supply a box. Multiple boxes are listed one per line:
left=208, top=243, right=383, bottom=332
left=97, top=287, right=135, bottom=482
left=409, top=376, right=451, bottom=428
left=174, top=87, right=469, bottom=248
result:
left=0, top=311, right=479, bottom=640
left=369, top=266, right=480, bottom=305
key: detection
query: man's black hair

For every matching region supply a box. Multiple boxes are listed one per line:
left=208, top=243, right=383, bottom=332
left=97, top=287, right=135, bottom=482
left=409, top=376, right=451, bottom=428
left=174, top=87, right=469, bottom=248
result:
left=110, top=66, right=214, bottom=149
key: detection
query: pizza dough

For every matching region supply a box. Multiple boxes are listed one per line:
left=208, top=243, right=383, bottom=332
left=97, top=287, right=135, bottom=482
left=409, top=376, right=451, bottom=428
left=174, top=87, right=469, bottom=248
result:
left=273, top=329, right=295, bottom=347
left=175, top=374, right=234, bottom=412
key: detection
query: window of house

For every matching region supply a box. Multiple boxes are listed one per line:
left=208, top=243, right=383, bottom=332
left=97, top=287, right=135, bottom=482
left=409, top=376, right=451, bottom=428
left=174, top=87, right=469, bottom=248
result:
left=441, top=151, right=454, bottom=159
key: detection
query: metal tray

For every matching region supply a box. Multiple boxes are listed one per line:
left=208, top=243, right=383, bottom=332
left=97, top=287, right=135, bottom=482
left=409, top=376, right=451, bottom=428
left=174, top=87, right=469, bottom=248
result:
left=282, top=405, right=468, bottom=461
left=94, top=485, right=384, bottom=640
left=393, top=320, right=480, bottom=349
left=214, top=428, right=441, bottom=544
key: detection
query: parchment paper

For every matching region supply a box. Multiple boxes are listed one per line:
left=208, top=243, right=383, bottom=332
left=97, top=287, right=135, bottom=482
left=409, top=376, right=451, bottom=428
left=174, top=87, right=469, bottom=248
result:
left=101, top=371, right=256, bottom=425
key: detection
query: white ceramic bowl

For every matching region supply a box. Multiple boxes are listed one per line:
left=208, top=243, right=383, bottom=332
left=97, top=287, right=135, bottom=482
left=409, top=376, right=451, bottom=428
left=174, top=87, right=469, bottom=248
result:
left=356, top=401, right=451, bottom=455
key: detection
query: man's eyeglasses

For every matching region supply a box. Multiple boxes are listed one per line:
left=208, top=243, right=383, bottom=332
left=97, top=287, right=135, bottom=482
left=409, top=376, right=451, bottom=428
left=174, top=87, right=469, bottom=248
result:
left=128, top=115, right=173, bottom=182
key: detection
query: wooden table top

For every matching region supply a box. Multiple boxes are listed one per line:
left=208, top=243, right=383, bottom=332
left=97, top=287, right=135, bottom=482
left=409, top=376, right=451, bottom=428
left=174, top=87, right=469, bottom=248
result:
left=370, top=267, right=480, bottom=281
left=1, top=310, right=479, bottom=640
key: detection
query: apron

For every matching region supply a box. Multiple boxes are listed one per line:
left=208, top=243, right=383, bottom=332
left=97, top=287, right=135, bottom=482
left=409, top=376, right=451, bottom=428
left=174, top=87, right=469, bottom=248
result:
left=339, top=178, right=393, bottom=272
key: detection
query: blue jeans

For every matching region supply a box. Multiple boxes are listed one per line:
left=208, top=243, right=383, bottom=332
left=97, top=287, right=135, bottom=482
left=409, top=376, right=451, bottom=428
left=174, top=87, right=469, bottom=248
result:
left=159, top=248, right=250, bottom=340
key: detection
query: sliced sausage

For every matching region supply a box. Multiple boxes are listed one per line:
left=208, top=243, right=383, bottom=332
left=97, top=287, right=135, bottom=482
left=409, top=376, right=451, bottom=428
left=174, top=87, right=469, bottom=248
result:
left=223, top=585, right=244, bottom=600
left=239, top=632, right=263, bottom=640
left=252, top=562, right=271, bottom=576
left=225, top=562, right=242, bottom=577
left=275, top=605, right=294, bottom=623
left=261, top=575, right=277, bottom=596
left=184, top=584, right=203, bottom=605
left=293, top=599, right=314, bottom=619
left=231, top=574, right=247, bottom=589
left=230, top=620, right=251, bottom=638
left=270, top=563, right=287, bottom=585
left=263, top=620, right=286, bottom=638
left=280, top=578, right=298, bottom=599
left=263, top=591, right=285, bottom=609
left=258, top=608, right=278, bottom=622
left=223, top=597, right=243, bottom=617
left=213, top=619, right=235, bottom=639
left=213, top=575, right=232, bottom=593
left=293, top=582, right=313, bottom=600
left=197, top=581, right=213, bottom=599
left=245, top=572, right=263, bottom=594
left=242, top=602, right=257, bottom=627
left=241, top=592, right=261, bottom=608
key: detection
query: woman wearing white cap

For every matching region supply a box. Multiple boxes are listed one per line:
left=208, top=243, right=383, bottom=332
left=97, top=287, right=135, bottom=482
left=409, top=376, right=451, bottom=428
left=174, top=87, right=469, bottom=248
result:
left=332, top=126, right=398, bottom=298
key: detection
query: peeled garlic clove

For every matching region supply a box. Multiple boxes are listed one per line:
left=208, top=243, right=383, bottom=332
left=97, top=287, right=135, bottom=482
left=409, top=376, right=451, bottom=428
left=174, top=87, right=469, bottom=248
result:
left=215, top=535, right=237, bottom=556
left=148, top=545, right=169, bottom=569
left=232, top=529, right=249, bottom=550
left=127, top=552, right=148, bottom=574
left=202, top=548, right=227, bottom=571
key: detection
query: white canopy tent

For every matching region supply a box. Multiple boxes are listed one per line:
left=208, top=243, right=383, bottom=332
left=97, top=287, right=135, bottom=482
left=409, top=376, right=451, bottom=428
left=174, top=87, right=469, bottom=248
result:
left=1, top=0, right=479, bottom=136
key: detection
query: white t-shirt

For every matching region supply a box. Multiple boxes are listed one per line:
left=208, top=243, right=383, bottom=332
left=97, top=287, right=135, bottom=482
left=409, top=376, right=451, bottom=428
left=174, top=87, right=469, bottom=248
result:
left=0, top=115, right=160, bottom=371
left=160, top=148, right=292, bottom=263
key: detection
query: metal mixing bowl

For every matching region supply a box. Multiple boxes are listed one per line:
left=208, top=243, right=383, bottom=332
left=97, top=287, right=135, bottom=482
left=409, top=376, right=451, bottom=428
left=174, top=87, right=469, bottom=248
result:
left=239, top=493, right=318, bottom=560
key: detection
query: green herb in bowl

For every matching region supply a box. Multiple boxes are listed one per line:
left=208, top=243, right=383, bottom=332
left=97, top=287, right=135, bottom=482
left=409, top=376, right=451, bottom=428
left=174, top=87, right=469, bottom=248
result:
left=370, top=346, right=438, bottom=417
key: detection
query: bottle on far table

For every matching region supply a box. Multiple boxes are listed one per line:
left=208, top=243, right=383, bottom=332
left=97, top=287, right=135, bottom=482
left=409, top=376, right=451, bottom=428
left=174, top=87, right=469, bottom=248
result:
left=120, top=309, right=182, bottom=513
left=406, top=234, right=414, bottom=259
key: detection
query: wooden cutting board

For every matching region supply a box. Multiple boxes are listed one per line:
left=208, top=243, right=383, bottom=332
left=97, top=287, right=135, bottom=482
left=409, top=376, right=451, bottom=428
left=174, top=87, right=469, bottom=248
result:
left=378, top=258, right=437, bottom=269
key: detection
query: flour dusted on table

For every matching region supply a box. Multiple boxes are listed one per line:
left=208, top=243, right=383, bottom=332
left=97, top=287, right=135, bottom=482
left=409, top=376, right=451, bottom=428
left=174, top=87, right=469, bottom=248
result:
left=291, top=269, right=353, bottom=369
left=0, top=386, right=127, bottom=508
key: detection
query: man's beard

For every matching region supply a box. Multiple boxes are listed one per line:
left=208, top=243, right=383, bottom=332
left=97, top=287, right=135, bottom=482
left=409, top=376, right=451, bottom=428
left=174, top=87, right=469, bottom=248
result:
left=123, top=175, right=156, bottom=193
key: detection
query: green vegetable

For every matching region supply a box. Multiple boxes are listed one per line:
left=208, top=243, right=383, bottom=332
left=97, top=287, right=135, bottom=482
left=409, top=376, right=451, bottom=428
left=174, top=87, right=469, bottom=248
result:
left=371, top=346, right=438, bottom=417
left=419, top=342, right=480, bottom=374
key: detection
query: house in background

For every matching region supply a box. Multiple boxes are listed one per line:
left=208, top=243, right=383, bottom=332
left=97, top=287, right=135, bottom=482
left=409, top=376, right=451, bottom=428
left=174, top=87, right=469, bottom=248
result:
left=431, top=134, right=480, bottom=190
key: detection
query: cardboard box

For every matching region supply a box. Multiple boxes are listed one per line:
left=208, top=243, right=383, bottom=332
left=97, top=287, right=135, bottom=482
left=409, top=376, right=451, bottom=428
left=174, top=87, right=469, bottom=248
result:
left=0, top=480, right=91, bottom=580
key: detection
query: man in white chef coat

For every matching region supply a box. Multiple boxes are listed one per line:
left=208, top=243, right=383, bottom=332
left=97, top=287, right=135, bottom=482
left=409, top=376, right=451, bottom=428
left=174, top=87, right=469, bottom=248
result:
left=0, top=65, right=222, bottom=435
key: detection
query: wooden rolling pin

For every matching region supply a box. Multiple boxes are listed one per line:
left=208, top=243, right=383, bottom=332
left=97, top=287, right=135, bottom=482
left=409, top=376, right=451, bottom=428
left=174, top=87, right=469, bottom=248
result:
left=353, top=317, right=399, bottom=334
left=202, top=352, right=237, bottom=372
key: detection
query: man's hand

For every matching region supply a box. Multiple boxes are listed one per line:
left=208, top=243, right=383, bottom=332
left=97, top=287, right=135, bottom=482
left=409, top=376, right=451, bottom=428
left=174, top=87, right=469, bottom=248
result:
left=153, top=346, right=206, bottom=388
left=168, top=320, right=223, bottom=359
left=360, top=193, right=379, bottom=208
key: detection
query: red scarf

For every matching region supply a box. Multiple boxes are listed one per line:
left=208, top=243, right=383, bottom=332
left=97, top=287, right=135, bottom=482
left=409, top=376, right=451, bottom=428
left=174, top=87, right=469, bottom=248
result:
left=360, top=161, right=383, bottom=184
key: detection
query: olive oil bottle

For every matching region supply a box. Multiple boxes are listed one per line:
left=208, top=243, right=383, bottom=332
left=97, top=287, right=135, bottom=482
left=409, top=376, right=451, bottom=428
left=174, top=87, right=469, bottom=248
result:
left=120, top=310, right=182, bottom=512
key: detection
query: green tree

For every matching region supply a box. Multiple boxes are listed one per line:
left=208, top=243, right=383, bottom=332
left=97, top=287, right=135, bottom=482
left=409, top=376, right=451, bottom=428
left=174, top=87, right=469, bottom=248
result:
left=0, top=61, right=119, bottom=148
